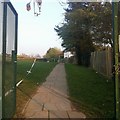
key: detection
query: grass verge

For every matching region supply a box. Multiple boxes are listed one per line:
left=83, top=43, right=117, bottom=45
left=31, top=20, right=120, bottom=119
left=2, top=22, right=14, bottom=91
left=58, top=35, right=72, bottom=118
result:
left=65, top=63, right=114, bottom=118
left=14, top=59, right=57, bottom=118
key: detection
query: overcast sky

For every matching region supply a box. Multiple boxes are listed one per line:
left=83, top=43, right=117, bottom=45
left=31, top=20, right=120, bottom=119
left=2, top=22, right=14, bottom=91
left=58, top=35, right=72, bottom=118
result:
left=11, top=0, right=66, bottom=57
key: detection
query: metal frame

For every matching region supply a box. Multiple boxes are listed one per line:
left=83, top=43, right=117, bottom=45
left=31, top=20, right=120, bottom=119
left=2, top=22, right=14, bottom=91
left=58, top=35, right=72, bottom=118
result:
left=2, top=2, right=18, bottom=118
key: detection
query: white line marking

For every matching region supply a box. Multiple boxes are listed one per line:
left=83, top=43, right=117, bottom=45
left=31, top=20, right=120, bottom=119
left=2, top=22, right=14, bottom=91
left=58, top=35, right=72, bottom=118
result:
left=5, top=89, right=13, bottom=97
left=5, top=59, right=37, bottom=97
left=16, top=80, right=23, bottom=87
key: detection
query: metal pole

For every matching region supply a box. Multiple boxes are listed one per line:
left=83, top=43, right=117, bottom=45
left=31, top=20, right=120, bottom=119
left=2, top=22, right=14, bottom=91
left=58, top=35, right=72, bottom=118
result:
left=2, top=2, right=7, bottom=118
left=0, top=2, right=3, bottom=119
left=112, top=2, right=119, bottom=120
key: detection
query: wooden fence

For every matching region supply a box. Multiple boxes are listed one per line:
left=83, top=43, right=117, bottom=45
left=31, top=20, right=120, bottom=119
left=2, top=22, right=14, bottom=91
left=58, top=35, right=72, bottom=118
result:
left=90, top=47, right=113, bottom=78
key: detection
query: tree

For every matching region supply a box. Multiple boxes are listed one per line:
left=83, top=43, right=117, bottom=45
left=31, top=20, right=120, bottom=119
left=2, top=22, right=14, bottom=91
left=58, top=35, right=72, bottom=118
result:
left=44, top=47, right=62, bottom=60
left=55, top=1, right=120, bottom=66
left=89, top=3, right=113, bottom=47
left=55, top=2, right=95, bottom=66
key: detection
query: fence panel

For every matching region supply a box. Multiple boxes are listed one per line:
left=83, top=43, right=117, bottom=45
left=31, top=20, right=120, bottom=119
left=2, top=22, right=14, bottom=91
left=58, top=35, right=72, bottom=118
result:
left=90, top=47, right=112, bottom=78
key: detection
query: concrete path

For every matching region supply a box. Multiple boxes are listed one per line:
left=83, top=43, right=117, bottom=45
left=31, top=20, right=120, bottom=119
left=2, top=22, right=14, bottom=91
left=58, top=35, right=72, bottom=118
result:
left=24, top=63, right=86, bottom=119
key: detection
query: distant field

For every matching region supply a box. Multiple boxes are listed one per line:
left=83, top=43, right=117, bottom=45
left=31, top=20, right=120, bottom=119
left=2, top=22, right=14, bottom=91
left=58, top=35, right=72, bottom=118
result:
left=65, top=63, right=114, bottom=118
left=15, top=59, right=57, bottom=117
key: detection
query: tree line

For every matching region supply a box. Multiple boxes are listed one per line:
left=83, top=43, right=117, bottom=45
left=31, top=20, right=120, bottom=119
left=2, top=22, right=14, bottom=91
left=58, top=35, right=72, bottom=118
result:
left=43, top=47, right=63, bottom=62
left=54, top=2, right=120, bottom=66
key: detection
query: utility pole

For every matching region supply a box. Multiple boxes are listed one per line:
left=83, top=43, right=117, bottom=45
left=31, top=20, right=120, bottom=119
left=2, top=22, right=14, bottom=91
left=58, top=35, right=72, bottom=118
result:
left=112, top=1, right=120, bottom=120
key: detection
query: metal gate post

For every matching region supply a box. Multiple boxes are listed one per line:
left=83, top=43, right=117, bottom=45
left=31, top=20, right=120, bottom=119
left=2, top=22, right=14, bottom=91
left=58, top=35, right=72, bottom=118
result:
left=2, top=2, right=7, bottom=118
left=0, top=2, right=3, bottom=119
left=112, top=2, right=120, bottom=120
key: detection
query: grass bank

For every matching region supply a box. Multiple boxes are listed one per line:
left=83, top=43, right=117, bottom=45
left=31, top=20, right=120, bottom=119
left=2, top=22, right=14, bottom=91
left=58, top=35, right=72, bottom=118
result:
left=15, top=59, right=57, bottom=117
left=65, top=63, right=114, bottom=118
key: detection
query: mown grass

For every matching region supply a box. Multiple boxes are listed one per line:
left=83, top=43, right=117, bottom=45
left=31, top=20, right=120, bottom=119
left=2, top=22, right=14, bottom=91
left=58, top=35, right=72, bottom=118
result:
left=65, top=63, right=114, bottom=118
left=15, top=59, right=57, bottom=117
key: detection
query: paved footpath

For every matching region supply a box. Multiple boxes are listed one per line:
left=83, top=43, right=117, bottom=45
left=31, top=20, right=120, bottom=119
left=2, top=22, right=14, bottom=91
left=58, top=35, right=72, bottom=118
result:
left=24, top=63, right=86, bottom=119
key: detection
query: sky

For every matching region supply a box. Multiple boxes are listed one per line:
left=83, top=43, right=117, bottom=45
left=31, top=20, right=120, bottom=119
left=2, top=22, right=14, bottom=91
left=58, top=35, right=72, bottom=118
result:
left=10, top=0, right=66, bottom=57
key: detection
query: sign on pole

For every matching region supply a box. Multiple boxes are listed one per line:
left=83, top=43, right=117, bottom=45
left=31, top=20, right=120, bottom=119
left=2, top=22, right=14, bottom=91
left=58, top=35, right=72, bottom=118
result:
left=0, top=1, right=18, bottom=119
